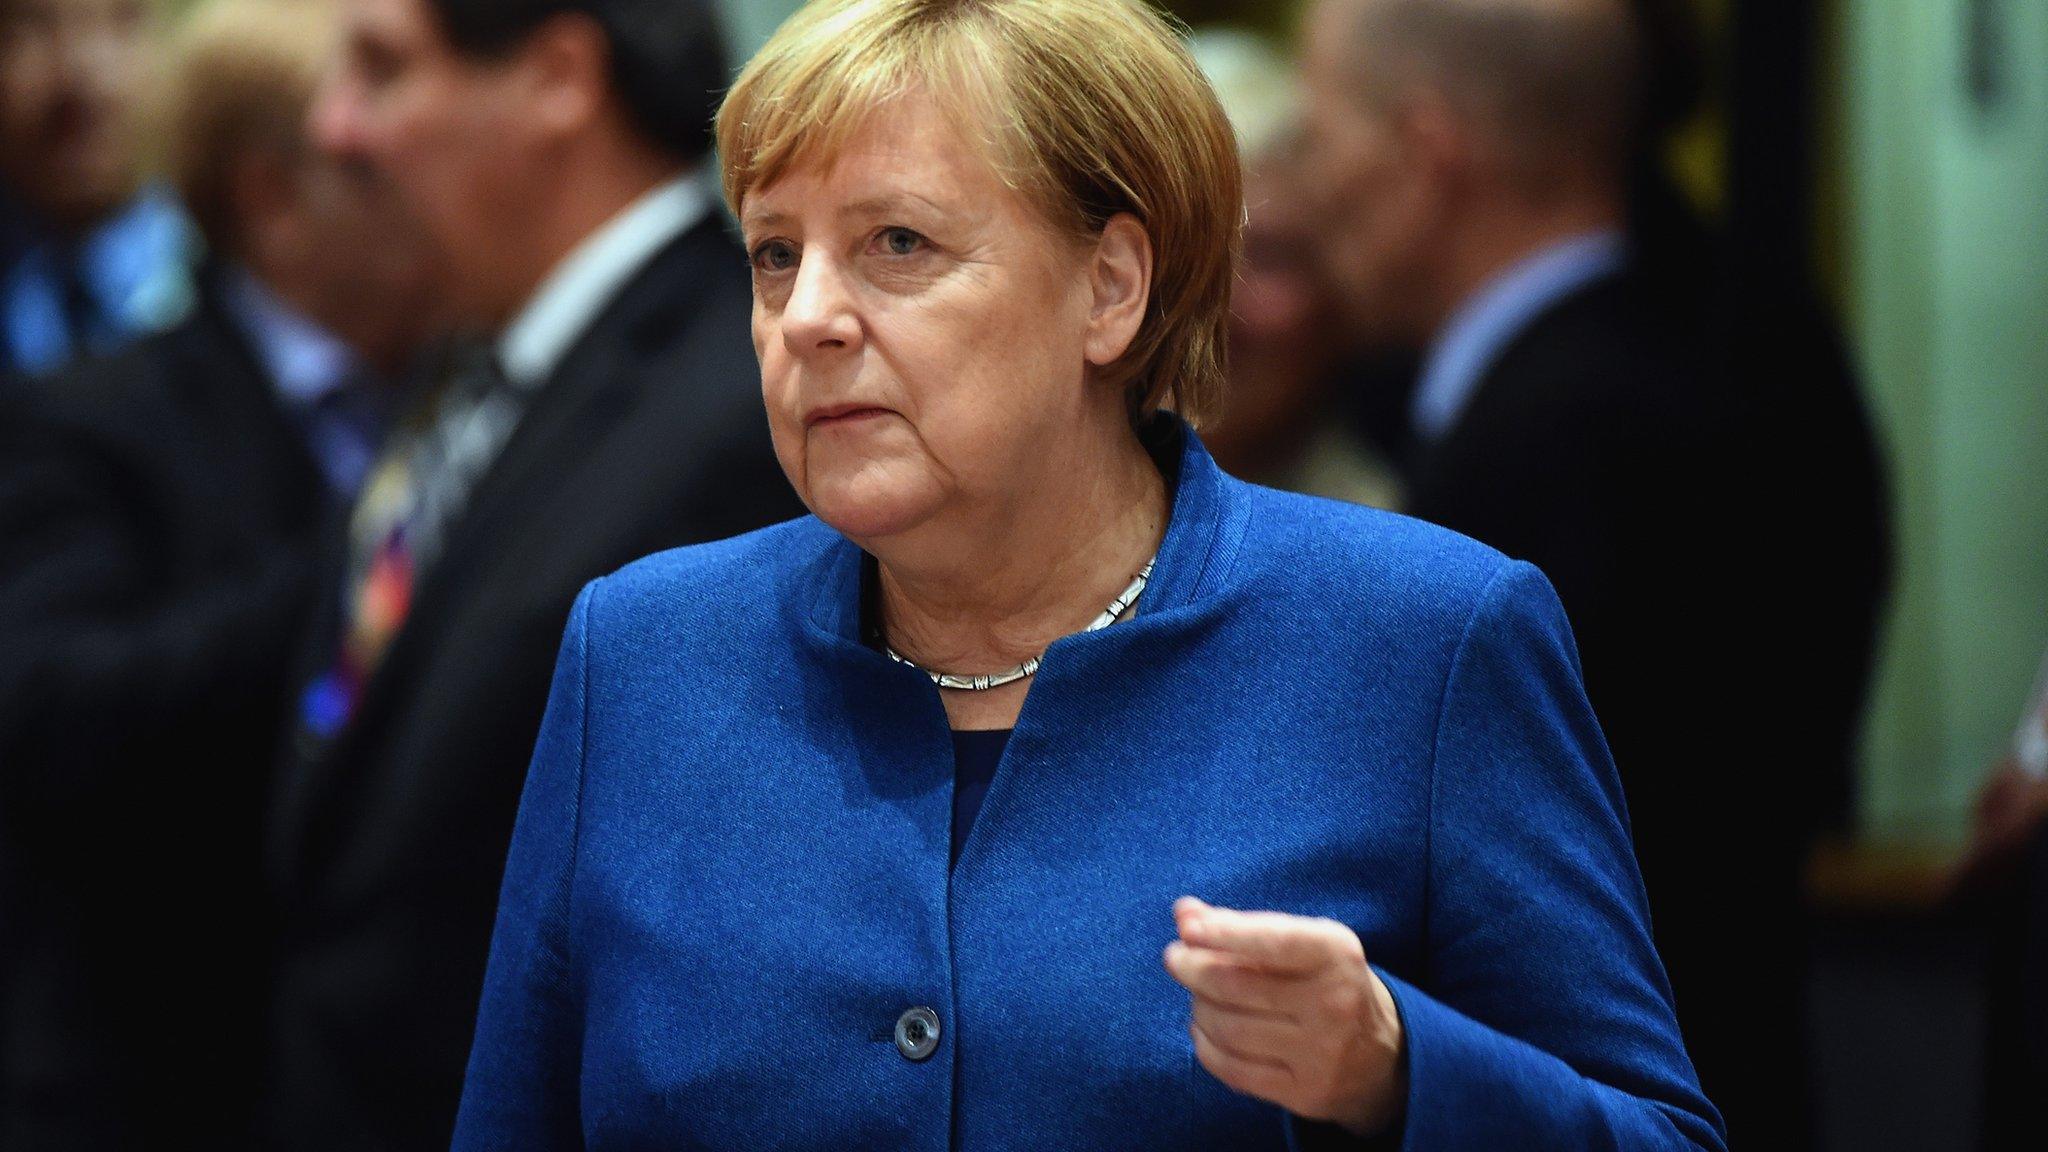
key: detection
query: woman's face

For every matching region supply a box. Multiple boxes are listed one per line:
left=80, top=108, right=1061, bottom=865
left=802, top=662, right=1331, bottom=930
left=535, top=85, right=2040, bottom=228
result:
left=739, top=95, right=1112, bottom=544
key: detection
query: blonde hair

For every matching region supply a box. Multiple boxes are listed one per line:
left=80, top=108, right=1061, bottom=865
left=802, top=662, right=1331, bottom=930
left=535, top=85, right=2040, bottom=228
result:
left=163, top=0, right=337, bottom=251
left=717, top=0, right=1243, bottom=429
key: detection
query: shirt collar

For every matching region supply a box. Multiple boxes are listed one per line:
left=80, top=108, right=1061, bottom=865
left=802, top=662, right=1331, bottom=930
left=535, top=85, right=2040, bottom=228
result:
left=1410, top=228, right=1628, bottom=443
left=496, top=170, right=712, bottom=389
left=75, top=183, right=197, bottom=324
left=219, top=263, right=361, bottom=409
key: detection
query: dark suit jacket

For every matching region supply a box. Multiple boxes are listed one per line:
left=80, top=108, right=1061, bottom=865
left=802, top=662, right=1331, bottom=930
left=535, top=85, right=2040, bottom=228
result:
left=0, top=266, right=333, bottom=1149
left=260, top=215, right=806, bottom=1152
left=1401, top=263, right=1892, bottom=1143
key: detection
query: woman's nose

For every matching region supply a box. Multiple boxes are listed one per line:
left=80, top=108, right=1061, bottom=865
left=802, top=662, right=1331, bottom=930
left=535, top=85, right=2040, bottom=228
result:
left=780, top=253, right=863, bottom=358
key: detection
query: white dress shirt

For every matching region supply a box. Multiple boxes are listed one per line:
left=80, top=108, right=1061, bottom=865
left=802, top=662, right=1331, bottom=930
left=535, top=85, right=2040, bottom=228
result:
left=497, top=170, right=715, bottom=389
left=220, top=264, right=380, bottom=496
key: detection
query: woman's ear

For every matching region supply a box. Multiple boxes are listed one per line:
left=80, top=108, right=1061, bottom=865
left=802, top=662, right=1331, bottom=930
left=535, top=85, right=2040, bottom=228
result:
left=1084, top=213, right=1153, bottom=368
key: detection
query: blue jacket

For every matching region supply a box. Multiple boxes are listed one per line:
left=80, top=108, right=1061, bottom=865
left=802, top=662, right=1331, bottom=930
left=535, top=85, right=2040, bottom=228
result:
left=452, top=426, right=1726, bottom=1151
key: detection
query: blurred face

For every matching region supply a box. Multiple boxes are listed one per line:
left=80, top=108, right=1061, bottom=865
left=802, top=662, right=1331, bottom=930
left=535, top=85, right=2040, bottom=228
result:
left=0, top=0, right=154, bottom=235
left=1203, top=154, right=1342, bottom=467
left=1237, top=162, right=1329, bottom=350
left=310, top=0, right=535, bottom=324
left=1298, top=0, right=1438, bottom=346
left=740, top=96, right=1116, bottom=545
left=272, top=147, right=446, bottom=373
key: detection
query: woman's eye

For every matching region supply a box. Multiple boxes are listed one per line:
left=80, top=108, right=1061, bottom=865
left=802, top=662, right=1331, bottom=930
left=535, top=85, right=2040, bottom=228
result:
left=877, top=227, right=925, bottom=256
left=751, top=240, right=797, bottom=272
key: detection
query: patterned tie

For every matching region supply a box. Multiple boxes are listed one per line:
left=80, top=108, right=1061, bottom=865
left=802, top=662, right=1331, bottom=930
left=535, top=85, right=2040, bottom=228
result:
left=297, top=343, right=524, bottom=740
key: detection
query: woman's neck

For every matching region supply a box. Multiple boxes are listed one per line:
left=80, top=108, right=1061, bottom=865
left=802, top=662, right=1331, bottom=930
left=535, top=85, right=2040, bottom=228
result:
left=870, top=427, right=1169, bottom=729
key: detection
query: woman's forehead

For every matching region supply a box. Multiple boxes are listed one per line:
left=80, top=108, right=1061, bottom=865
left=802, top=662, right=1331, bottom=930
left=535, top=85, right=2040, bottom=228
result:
left=741, top=97, right=1013, bottom=224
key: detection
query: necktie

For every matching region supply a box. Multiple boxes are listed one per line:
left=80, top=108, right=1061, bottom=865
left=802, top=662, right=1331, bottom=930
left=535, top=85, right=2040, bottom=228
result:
left=297, top=345, right=522, bottom=741
left=304, top=373, right=389, bottom=499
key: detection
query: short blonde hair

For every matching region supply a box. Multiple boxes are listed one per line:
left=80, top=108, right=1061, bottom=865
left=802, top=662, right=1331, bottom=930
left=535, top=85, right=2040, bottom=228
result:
left=718, top=0, right=1243, bottom=429
left=163, top=0, right=337, bottom=251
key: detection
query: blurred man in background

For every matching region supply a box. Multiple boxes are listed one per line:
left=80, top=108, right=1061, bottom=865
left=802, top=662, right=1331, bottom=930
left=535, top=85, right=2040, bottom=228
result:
left=264, top=0, right=802, bottom=1145
left=1962, top=659, right=2048, bottom=886
left=1960, top=648, right=2048, bottom=1149
left=0, top=0, right=195, bottom=378
left=0, top=0, right=444, bottom=1143
left=1300, top=0, right=1892, bottom=1141
left=1189, top=27, right=1402, bottom=509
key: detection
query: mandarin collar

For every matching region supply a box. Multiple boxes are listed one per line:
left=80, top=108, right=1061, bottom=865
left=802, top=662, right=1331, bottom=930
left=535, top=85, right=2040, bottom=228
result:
left=802, top=416, right=1247, bottom=651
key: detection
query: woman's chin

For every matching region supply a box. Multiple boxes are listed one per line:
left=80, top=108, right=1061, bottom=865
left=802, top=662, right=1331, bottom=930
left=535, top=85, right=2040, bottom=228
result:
left=802, top=467, right=946, bottom=544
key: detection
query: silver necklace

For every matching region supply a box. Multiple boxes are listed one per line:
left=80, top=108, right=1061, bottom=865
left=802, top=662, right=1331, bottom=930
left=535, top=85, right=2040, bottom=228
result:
left=884, top=558, right=1156, bottom=691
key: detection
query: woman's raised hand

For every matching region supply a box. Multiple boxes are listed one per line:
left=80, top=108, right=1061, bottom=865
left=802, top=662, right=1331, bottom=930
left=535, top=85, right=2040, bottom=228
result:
left=1162, top=896, right=1407, bottom=1137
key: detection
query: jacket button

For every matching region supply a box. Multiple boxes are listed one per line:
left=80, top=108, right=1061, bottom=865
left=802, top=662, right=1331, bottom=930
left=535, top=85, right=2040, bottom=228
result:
left=894, top=1006, right=941, bottom=1061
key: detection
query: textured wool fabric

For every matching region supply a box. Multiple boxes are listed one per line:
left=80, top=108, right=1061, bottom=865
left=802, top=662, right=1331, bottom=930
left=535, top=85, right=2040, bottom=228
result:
left=452, top=425, right=1726, bottom=1151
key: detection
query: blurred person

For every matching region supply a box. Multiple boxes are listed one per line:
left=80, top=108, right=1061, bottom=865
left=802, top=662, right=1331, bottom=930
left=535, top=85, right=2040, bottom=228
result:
left=1299, top=0, right=1890, bottom=1142
left=1189, top=28, right=1400, bottom=510
left=267, top=0, right=804, bottom=1145
left=451, top=1, right=1722, bottom=1148
left=0, top=0, right=195, bottom=377
left=1960, top=646, right=2048, bottom=1151
left=1961, top=649, right=2048, bottom=886
left=0, top=0, right=443, bottom=1144
left=1621, top=0, right=1890, bottom=847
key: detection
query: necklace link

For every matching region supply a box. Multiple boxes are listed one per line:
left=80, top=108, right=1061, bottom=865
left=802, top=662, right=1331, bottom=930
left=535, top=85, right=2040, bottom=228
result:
left=885, top=558, right=1156, bottom=692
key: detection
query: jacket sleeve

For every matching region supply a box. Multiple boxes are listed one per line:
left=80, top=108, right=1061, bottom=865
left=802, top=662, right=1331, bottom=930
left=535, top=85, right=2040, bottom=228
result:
left=451, top=581, right=597, bottom=1151
left=1291, top=559, right=1726, bottom=1152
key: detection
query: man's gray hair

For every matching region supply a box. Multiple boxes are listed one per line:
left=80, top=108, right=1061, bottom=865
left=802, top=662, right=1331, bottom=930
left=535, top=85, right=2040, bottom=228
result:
left=1342, top=0, right=1646, bottom=184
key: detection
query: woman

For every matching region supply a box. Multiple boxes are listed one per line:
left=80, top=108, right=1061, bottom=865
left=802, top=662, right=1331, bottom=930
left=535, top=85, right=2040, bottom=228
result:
left=451, top=1, right=1724, bottom=1148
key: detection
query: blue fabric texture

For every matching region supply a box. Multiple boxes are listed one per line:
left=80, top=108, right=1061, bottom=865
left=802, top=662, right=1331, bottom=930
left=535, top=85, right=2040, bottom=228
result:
left=451, top=423, right=1726, bottom=1152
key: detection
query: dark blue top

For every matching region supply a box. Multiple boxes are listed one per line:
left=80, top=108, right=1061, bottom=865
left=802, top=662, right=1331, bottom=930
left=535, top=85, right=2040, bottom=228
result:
left=949, top=729, right=1012, bottom=870
left=453, top=420, right=1724, bottom=1152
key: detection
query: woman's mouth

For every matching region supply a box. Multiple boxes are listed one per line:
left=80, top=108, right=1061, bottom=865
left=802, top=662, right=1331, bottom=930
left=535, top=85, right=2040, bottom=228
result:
left=807, top=405, right=893, bottom=428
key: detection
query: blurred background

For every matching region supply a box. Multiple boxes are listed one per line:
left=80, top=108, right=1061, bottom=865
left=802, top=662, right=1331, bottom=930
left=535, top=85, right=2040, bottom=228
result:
left=2, top=0, right=2043, bottom=1148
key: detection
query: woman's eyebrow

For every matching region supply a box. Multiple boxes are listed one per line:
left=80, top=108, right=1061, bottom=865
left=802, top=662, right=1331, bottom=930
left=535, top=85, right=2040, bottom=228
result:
left=743, top=193, right=949, bottom=233
left=839, top=192, right=952, bottom=221
left=740, top=208, right=794, bottom=234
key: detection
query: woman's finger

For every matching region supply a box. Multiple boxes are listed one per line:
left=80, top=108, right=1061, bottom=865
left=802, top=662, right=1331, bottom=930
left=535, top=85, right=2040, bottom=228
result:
left=1178, top=902, right=1356, bottom=975
left=1191, top=1016, right=1295, bottom=1103
left=1192, top=995, right=1300, bottom=1061
left=1163, top=942, right=1301, bottom=1018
